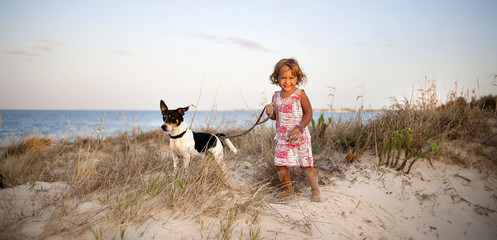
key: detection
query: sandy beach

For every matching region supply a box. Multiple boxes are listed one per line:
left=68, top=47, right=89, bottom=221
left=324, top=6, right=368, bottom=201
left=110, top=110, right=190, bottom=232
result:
left=1, top=149, right=496, bottom=240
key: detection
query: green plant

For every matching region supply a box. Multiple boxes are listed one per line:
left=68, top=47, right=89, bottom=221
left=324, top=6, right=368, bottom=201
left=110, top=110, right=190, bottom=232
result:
left=396, top=128, right=414, bottom=171
left=379, top=137, right=389, bottom=166
left=93, top=226, right=103, bottom=240
left=248, top=224, right=261, bottom=240
left=175, top=176, right=185, bottom=190
left=144, top=177, right=168, bottom=196
left=310, top=113, right=332, bottom=138
left=405, top=143, right=439, bottom=174
left=120, top=227, right=126, bottom=240
left=217, top=206, right=240, bottom=240
left=312, top=143, right=323, bottom=154
left=379, top=128, right=438, bottom=173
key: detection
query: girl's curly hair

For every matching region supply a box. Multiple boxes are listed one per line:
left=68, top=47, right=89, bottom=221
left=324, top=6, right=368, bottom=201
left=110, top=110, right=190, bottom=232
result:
left=269, top=58, right=307, bottom=86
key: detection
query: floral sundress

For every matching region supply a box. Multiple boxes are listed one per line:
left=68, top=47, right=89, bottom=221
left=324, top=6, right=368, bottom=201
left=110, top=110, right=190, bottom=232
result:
left=272, top=88, right=314, bottom=167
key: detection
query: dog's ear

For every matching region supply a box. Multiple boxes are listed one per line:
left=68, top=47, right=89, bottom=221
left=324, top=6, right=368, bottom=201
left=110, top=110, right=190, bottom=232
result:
left=160, top=100, right=168, bottom=113
left=177, top=106, right=189, bottom=116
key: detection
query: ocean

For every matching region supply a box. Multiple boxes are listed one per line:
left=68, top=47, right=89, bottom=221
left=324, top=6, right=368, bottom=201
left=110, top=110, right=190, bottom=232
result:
left=0, top=110, right=378, bottom=143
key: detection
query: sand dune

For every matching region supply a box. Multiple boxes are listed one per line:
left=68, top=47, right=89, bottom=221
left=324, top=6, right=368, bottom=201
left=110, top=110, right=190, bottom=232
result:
left=1, top=153, right=496, bottom=239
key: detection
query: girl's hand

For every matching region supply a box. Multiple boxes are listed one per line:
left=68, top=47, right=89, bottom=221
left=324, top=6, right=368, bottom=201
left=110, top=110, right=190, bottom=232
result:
left=289, top=127, right=302, bottom=142
left=266, top=103, right=274, bottom=117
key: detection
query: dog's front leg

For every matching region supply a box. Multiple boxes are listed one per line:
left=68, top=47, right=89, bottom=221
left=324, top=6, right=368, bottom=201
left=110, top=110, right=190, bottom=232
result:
left=184, top=152, right=191, bottom=170
left=172, top=154, right=180, bottom=170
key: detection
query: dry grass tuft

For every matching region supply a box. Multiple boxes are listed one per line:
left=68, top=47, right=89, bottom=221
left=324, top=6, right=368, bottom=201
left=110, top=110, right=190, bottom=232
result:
left=1, top=134, right=52, bottom=156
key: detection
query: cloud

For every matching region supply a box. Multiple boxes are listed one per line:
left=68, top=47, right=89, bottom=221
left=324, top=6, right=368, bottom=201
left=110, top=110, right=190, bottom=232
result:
left=196, top=33, right=223, bottom=43
left=38, top=39, right=60, bottom=45
left=4, top=51, right=41, bottom=56
left=7, top=39, right=63, bottom=57
left=386, top=43, right=396, bottom=48
left=33, top=45, right=53, bottom=51
left=226, top=37, right=268, bottom=51
left=34, top=39, right=61, bottom=52
left=192, top=32, right=269, bottom=51
left=117, top=49, right=130, bottom=55
left=5, top=39, right=60, bottom=57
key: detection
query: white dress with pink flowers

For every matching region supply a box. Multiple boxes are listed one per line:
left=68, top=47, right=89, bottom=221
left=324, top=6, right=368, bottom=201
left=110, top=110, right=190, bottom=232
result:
left=272, top=88, right=314, bottom=167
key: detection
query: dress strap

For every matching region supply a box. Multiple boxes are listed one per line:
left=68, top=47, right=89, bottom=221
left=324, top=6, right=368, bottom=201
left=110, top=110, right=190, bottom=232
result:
left=294, top=88, right=302, bottom=98
left=272, top=91, right=278, bottom=103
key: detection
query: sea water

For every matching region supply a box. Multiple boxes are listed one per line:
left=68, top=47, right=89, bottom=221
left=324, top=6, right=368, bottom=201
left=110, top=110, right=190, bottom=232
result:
left=0, top=110, right=378, bottom=142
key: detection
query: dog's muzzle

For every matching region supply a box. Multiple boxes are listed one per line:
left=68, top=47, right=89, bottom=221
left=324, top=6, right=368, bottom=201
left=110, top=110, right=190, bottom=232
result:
left=161, top=125, right=168, bottom=132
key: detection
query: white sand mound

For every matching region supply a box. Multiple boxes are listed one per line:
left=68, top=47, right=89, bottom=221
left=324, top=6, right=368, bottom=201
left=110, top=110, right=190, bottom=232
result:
left=1, top=157, right=496, bottom=239
left=0, top=182, right=68, bottom=238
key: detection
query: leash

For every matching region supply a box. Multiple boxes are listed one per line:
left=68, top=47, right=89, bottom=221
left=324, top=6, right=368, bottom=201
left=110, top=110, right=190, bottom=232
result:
left=220, top=106, right=272, bottom=139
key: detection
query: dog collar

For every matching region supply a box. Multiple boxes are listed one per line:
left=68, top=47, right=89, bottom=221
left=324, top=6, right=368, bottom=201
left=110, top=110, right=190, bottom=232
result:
left=169, top=130, right=187, bottom=139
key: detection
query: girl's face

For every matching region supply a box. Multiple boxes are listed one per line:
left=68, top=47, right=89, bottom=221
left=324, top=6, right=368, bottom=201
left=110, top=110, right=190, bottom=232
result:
left=277, top=65, right=298, bottom=93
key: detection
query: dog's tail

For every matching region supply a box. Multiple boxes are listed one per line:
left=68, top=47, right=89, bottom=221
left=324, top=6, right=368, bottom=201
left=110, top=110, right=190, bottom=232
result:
left=223, top=138, right=237, bottom=154
left=215, top=133, right=238, bottom=154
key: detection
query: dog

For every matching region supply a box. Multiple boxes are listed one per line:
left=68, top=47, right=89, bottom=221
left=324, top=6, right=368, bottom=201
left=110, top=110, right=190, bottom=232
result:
left=160, top=100, right=237, bottom=171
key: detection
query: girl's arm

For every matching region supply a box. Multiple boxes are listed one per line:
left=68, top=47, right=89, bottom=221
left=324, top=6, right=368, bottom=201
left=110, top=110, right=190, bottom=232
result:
left=266, top=103, right=276, bottom=120
left=270, top=105, right=276, bottom=120
left=289, top=90, right=312, bottom=142
left=300, top=90, right=313, bottom=128
left=266, top=92, right=277, bottom=120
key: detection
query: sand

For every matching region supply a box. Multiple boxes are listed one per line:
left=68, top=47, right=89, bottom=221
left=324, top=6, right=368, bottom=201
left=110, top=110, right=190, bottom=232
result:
left=1, top=155, right=496, bottom=239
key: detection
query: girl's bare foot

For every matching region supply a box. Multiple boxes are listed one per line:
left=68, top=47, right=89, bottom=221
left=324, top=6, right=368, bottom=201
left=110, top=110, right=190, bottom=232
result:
left=282, top=188, right=294, bottom=196
left=311, top=191, right=321, bottom=202
left=302, top=167, right=321, bottom=202
left=278, top=188, right=294, bottom=199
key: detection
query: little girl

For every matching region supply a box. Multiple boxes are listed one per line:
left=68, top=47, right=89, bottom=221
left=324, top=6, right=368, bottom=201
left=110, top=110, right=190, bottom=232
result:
left=266, top=58, right=321, bottom=202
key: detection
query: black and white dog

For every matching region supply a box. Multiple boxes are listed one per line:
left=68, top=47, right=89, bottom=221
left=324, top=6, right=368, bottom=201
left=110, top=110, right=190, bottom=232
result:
left=160, top=100, right=237, bottom=171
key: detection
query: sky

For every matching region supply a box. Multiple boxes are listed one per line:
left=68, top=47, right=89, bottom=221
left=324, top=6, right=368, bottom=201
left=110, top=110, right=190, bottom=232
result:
left=1, top=0, right=496, bottom=111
